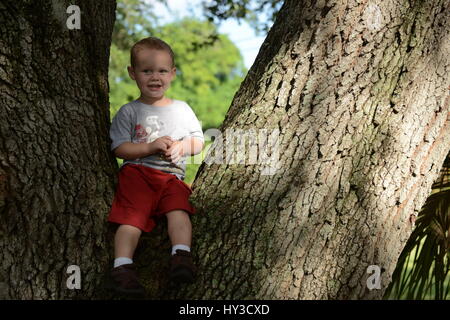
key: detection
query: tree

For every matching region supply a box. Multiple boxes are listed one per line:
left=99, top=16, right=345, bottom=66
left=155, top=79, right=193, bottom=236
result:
left=138, top=0, right=449, bottom=299
left=0, top=1, right=117, bottom=299
left=1, top=0, right=448, bottom=300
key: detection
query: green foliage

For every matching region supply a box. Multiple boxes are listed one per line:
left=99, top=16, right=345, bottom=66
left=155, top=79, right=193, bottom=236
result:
left=109, top=17, right=246, bottom=130
left=385, top=156, right=450, bottom=299
left=109, top=0, right=160, bottom=114
left=200, top=0, right=284, bottom=35
left=113, top=0, right=163, bottom=50
left=109, top=43, right=140, bottom=115
left=158, top=18, right=246, bottom=130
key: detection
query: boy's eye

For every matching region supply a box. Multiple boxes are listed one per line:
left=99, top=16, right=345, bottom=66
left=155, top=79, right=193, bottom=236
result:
left=142, top=69, right=168, bottom=74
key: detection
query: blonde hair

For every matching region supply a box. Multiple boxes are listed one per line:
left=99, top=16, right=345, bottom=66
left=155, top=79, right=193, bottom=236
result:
left=130, top=37, right=175, bottom=67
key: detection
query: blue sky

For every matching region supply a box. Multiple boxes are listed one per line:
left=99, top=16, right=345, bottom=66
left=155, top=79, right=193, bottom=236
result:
left=151, top=0, right=268, bottom=69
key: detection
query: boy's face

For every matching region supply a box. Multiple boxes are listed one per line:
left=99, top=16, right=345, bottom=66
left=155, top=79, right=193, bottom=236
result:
left=128, top=48, right=176, bottom=101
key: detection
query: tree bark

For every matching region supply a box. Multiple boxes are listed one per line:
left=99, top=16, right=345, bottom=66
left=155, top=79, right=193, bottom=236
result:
left=139, top=0, right=449, bottom=299
left=0, top=1, right=116, bottom=299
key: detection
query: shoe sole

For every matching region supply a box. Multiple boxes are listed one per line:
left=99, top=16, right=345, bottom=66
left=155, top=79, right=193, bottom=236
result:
left=170, top=266, right=194, bottom=283
left=104, top=277, right=146, bottom=298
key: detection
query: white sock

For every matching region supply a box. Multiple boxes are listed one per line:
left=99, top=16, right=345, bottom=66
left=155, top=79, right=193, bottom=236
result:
left=114, top=257, right=133, bottom=268
left=171, top=244, right=190, bottom=255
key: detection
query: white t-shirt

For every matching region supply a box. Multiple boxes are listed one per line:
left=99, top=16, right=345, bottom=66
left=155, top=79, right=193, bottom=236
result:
left=110, top=99, right=204, bottom=180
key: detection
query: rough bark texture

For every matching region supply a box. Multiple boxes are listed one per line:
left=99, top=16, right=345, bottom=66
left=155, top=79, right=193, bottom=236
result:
left=139, top=0, right=449, bottom=299
left=0, top=0, right=117, bottom=299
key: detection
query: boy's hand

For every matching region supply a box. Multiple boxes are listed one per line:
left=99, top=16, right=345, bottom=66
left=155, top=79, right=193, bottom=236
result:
left=149, top=136, right=173, bottom=154
left=164, top=140, right=185, bottom=163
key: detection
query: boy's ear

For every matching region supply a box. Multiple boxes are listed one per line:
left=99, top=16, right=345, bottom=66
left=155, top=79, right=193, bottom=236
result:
left=127, top=66, right=136, bottom=80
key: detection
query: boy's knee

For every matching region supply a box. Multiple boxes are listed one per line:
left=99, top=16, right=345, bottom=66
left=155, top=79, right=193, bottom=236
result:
left=166, top=209, right=189, bottom=219
left=166, top=210, right=192, bottom=227
left=117, top=224, right=143, bottom=236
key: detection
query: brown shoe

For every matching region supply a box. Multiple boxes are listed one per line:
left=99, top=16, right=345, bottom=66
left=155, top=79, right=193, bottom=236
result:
left=109, top=263, right=145, bottom=296
left=170, top=250, right=197, bottom=283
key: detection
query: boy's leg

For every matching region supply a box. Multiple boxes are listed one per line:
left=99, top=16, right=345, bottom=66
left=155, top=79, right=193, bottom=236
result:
left=109, top=224, right=145, bottom=296
left=114, top=224, right=142, bottom=260
left=166, top=209, right=196, bottom=283
left=166, top=209, right=192, bottom=249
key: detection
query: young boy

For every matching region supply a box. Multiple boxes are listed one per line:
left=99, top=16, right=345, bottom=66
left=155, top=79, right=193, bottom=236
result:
left=107, top=37, right=204, bottom=296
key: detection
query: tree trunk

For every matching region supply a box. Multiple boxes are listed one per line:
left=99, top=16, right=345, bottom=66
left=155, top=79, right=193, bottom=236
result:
left=0, top=1, right=116, bottom=299
left=140, top=0, right=449, bottom=299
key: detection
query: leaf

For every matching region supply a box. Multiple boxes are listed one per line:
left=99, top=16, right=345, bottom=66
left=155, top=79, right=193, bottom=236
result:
left=385, top=154, right=450, bottom=300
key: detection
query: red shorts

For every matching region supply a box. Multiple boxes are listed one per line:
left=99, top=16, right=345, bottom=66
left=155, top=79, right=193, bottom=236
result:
left=108, top=164, right=195, bottom=232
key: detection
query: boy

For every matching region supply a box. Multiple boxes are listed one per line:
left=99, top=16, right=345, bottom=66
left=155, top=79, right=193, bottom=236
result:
left=107, top=37, right=204, bottom=296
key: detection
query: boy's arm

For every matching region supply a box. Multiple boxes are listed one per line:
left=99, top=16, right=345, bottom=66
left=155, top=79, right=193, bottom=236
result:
left=181, top=103, right=204, bottom=157
left=114, top=136, right=173, bottom=160
left=114, top=142, right=154, bottom=160
left=181, top=137, right=204, bottom=156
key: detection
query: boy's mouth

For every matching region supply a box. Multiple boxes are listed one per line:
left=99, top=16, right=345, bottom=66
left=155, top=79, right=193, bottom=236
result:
left=148, top=84, right=162, bottom=89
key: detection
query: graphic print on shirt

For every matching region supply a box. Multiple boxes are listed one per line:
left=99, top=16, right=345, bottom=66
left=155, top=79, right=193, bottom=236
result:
left=134, top=115, right=165, bottom=144
left=145, top=115, right=163, bottom=143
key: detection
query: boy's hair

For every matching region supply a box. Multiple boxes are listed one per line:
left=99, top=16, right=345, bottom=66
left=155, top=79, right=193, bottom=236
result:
left=130, top=37, right=175, bottom=68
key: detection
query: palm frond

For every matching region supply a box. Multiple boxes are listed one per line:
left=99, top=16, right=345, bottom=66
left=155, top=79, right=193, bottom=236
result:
left=385, top=154, right=450, bottom=300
